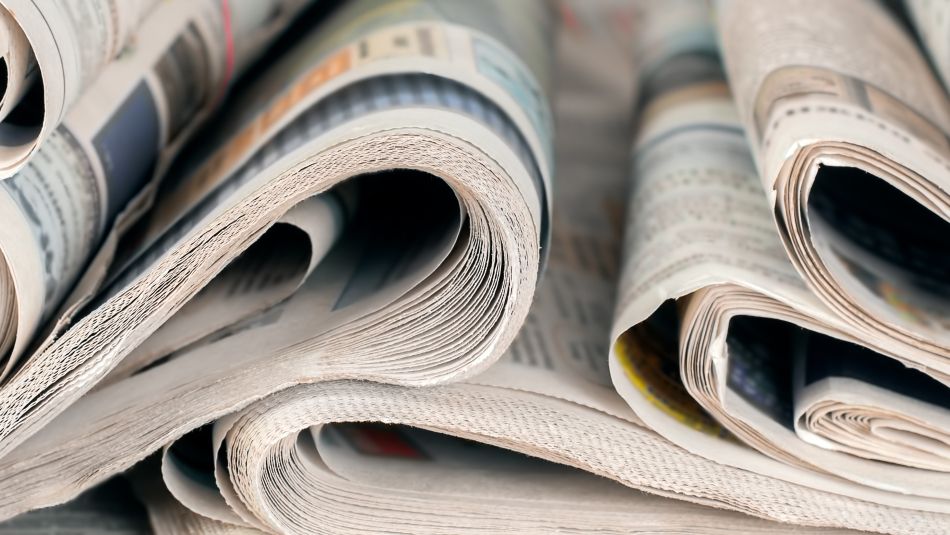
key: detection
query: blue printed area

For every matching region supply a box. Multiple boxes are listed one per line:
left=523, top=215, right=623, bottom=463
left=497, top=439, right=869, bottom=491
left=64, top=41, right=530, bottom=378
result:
left=93, top=81, right=160, bottom=221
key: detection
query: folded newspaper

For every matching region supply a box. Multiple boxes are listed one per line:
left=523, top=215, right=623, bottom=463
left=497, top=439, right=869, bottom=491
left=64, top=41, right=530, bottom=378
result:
left=609, top=0, right=950, bottom=531
left=0, top=0, right=555, bottom=521
left=0, top=0, right=947, bottom=534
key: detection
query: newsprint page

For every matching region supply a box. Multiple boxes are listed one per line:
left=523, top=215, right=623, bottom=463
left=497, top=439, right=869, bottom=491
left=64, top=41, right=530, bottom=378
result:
left=0, top=0, right=945, bottom=534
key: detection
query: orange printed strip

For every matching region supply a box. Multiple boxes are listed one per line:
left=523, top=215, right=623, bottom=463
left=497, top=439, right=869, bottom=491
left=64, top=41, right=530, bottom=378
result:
left=189, top=48, right=353, bottom=201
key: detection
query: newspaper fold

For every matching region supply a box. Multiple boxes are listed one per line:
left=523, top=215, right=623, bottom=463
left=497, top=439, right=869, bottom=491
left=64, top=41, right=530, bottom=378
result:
left=718, top=0, right=950, bottom=375
left=0, top=0, right=552, bottom=520
left=791, top=333, right=950, bottom=472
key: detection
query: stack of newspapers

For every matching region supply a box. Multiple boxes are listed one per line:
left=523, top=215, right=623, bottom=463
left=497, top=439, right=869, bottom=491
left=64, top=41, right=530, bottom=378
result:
left=0, top=0, right=946, bottom=533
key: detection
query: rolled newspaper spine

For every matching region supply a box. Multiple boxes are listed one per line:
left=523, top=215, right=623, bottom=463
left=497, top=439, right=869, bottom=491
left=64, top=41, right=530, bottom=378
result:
left=0, top=0, right=158, bottom=178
